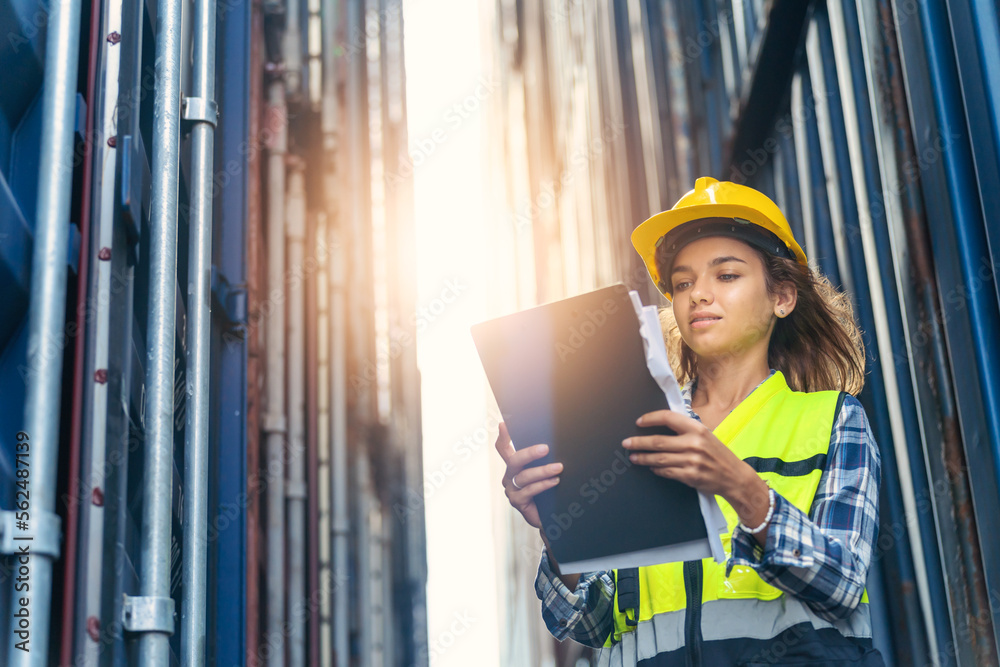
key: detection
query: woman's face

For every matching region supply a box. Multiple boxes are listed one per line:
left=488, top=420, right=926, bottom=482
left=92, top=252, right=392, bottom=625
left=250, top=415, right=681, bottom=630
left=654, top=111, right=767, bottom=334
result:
left=669, top=235, right=785, bottom=363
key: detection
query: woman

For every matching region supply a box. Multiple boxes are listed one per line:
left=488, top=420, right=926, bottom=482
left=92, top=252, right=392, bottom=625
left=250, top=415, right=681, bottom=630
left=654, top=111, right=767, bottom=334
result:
left=495, top=177, right=885, bottom=665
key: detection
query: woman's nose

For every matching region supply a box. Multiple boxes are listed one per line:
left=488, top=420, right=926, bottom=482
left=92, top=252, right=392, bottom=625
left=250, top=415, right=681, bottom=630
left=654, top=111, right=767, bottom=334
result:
left=689, top=281, right=711, bottom=303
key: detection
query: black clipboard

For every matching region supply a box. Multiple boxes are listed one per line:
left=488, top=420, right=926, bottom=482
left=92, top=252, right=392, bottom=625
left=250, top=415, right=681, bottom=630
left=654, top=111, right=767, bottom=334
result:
left=471, top=283, right=709, bottom=572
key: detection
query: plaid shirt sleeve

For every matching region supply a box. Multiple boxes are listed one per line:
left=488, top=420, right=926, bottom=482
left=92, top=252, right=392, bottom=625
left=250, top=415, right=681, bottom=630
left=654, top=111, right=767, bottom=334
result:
left=534, top=547, right=615, bottom=647
left=727, top=394, right=882, bottom=622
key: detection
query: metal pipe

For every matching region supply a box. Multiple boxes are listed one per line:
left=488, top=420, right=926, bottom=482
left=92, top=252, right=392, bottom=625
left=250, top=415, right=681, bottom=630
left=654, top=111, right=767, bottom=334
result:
left=285, top=0, right=303, bottom=95
left=320, top=0, right=337, bottom=137
left=381, top=2, right=427, bottom=660
left=315, top=215, right=333, bottom=666
left=306, top=210, right=322, bottom=666
left=264, top=74, right=289, bottom=667
left=319, top=0, right=345, bottom=656
left=347, top=0, right=375, bottom=663
left=355, top=451, right=373, bottom=667
left=329, top=225, right=351, bottom=667
left=137, top=0, right=184, bottom=658
left=180, top=0, right=218, bottom=656
left=286, top=163, right=308, bottom=666
left=9, top=0, right=82, bottom=659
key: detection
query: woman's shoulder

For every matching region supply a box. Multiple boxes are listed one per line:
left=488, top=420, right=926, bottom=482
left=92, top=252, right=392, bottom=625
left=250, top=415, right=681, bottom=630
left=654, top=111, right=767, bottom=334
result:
left=828, top=393, right=880, bottom=466
left=836, top=393, right=867, bottom=423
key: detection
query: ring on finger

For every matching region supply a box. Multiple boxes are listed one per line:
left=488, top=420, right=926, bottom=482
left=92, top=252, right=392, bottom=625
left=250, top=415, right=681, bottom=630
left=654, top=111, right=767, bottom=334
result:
left=512, top=474, right=523, bottom=490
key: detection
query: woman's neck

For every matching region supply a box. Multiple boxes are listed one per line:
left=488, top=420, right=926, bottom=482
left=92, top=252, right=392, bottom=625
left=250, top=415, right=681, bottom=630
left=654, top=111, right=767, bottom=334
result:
left=692, top=356, right=771, bottom=413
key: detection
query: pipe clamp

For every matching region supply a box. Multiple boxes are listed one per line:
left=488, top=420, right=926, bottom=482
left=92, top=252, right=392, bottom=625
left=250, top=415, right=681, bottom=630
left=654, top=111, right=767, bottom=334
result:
left=262, top=414, right=288, bottom=434
left=0, top=510, right=62, bottom=558
left=122, top=594, right=175, bottom=634
left=182, top=97, right=219, bottom=127
left=286, top=480, right=308, bottom=499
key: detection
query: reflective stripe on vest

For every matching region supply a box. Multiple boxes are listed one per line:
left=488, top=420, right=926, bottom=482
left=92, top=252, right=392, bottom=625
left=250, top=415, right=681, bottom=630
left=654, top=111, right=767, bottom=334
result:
left=597, top=598, right=873, bottom=666
left=606, top=370, right=868, bottom=655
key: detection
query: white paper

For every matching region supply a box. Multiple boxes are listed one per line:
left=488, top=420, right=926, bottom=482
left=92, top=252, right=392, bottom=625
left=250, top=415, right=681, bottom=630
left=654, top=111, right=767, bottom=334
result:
left=560, top=538, right=714, bottom=574
left=628, top=291, right=684, bottom=412
left=629, top=290, right=728, bottom=563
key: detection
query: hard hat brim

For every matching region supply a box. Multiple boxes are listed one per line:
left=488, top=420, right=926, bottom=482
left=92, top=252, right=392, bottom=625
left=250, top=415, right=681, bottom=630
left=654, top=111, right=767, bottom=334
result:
left=632, top=203, right=808, bottom=300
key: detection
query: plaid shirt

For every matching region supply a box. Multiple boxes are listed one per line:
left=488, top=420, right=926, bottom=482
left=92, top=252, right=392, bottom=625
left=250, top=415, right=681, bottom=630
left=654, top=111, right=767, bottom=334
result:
left=534, top=368, right=882, bottom=648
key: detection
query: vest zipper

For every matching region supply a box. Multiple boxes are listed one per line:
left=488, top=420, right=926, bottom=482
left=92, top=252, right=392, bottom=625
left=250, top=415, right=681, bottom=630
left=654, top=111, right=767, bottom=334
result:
left=683, top=560, right=704, bottom=667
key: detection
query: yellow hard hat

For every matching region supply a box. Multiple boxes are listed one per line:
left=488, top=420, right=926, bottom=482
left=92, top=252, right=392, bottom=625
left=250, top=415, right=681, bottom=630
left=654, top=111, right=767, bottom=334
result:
left=631, top=176, right=808, bottom=300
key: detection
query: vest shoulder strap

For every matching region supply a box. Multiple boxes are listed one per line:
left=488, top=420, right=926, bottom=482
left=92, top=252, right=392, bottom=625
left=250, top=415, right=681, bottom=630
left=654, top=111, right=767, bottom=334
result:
left=615, top=567, right=639, bottom=627
left=835, top=390, right=848, bottom=421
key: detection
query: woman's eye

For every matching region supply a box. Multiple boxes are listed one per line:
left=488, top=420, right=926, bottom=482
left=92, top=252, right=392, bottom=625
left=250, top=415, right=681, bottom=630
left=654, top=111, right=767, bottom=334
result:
left=674, top=281, right=691, bottom=290
left=719, top=274, right=738, bottom=281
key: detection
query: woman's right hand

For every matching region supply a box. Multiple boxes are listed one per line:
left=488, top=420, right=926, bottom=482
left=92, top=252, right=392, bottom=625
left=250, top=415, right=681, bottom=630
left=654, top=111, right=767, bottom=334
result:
left=495, top=421, right=563, bottom=529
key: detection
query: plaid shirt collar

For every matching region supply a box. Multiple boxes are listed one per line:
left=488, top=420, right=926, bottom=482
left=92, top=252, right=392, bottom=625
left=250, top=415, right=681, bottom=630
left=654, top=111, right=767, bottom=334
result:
left=680, top=367, right=778, bottom=420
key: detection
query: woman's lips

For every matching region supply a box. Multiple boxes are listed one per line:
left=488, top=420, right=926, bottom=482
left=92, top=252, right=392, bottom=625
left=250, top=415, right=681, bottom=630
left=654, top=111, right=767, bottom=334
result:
left=690, top=317, right=721, bottom=329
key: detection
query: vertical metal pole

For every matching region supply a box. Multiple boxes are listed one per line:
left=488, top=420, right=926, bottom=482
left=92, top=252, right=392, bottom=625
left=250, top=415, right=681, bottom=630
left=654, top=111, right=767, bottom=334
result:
left=9, top=0, right=82, bottom=660
left=138, top=0, right=184, bottom=658
left=319, top=0, right=349, bottom=662
left=355, top=453, right=373, bottom=667
left=181, top=0, right=218, bottom=658
left=286, top=164, right=308, bottom=666
left=264, top=74, right=289, bottom=667
left=382, top=1, right=428, bottom=660
left=347, top=0, right=374, bottom=663
left=329, top=228, right=351, bottom=667
left=285, top=0, right=302, bottom=95
left=316, top=215, right=333, bottom=667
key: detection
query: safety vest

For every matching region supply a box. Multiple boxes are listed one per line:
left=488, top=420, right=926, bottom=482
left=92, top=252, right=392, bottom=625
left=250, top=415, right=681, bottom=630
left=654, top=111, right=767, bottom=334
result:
left=600, top=371, right=880, bottom=666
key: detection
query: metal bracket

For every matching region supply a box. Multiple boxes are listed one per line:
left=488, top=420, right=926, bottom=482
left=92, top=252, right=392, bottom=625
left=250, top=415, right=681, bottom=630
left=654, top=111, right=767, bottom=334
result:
left=262, top=414, right=287, bottom=434
left=0, top=510, right=62, bottom=558
left=121, top=594, right=175, bottom=634
left=182, top=97, right=219, bottom=128
left=286, top=480, right=308, bottom=500
left=211, top=265, right=248, bottom=325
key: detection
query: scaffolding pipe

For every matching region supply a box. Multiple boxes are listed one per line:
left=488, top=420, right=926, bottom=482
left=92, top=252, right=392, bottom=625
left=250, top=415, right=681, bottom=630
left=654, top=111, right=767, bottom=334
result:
left=136, top=0, right=184, bottom=658
left=8, top=0, right=82, bottom=660
left=355, top=452, right=374, bottom=667
left=329, top=226, right=351, bottom=666
left=285, top=0, right=302, bottom=95
left=320, top=0, right=337, bottom=139
left=264, top=74, right=289, bottom=667
left=316, top=216, right=334, bottom=665
left=305, top=210, right=322, bottom=665
left=346, top=0, right=375, bottom=664
left=319, top=0, right=349, bottom=659
left=381, top=1, right=429, bottom=660
left=180, top=0, right=218, bottom=657
left=286, top=164, right=308, bottom=666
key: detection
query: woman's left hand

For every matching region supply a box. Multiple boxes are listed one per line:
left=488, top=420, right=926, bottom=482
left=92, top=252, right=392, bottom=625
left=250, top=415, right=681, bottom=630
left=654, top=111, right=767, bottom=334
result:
left=623, top=409, right=752, bottom=501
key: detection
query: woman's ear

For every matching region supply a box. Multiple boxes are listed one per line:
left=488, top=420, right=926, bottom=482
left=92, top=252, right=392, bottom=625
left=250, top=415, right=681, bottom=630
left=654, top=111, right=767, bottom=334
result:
left=774, top=280, right=797, bottom=318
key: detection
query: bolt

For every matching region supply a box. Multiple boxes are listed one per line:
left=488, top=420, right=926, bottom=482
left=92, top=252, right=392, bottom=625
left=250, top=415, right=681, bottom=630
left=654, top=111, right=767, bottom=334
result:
left=98, top=247, right=112, bottom=260
left=92, top=487, right=104, bottom=506
left=107, top=31, right=121, bottom=44
left=95, top=369, right=108, bottom=384
left=107, top=135, right=117, bottom=148
left=87, top=616, right=101, bottom=642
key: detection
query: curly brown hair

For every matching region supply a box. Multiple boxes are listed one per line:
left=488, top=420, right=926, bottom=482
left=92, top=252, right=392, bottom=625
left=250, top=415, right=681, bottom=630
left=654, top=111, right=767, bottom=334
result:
left=656, top=245, right=867, bottom=395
